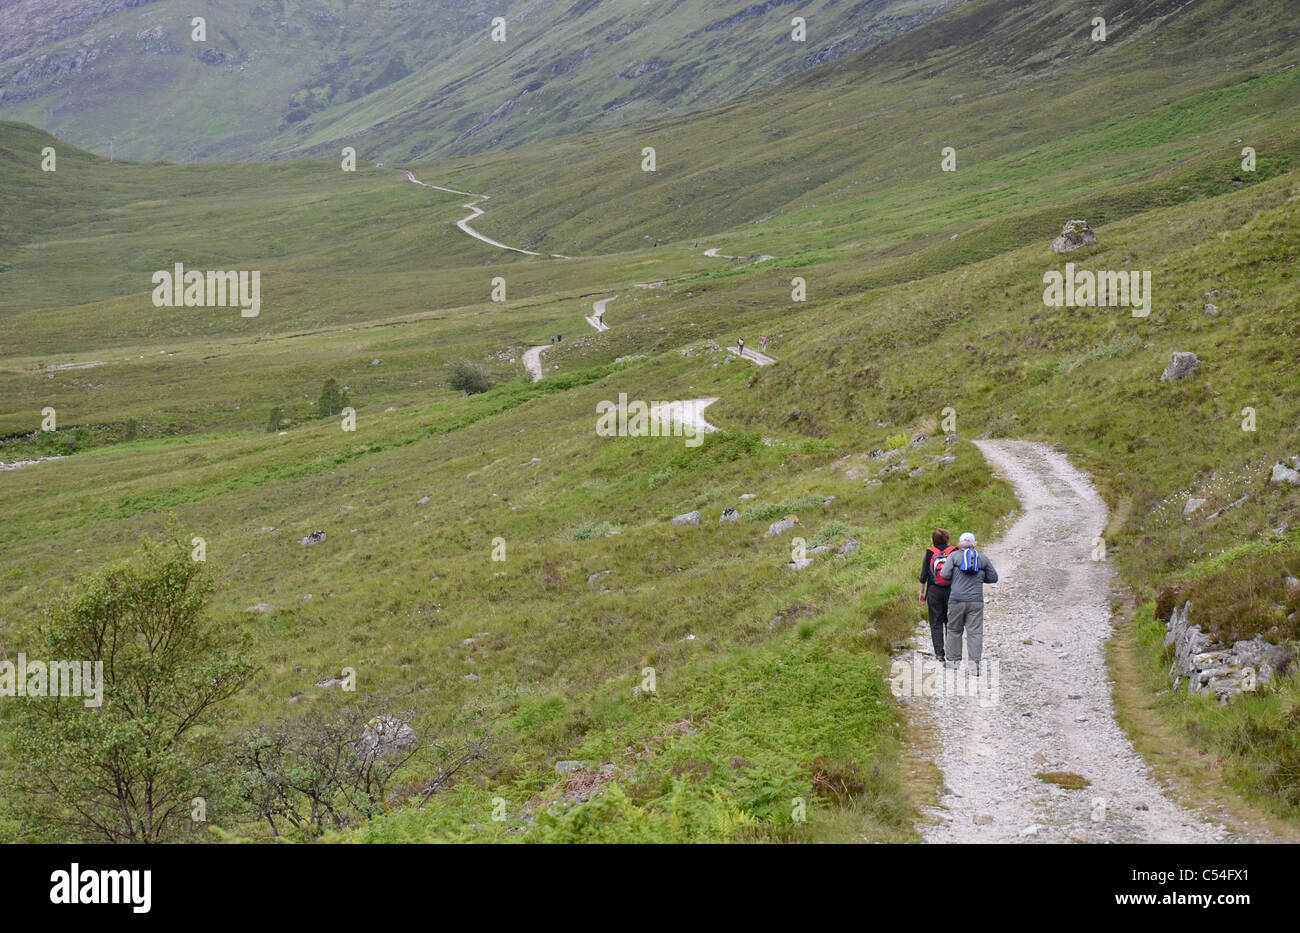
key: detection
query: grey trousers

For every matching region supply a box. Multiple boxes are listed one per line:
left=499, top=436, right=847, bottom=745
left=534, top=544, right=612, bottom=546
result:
left=946, top=601, right=984, bottom=663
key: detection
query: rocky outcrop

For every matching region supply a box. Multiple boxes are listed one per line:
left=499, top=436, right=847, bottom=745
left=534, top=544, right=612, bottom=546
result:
left=1160, top=351, right=1199, bottom=381
left=1051, top=219, right=1098, bottom=253
left=353, top=716, right=416, bottom=761
left=670, top=510, right=700, bottom=526
left=1165, top=601, right=1295, bottom=700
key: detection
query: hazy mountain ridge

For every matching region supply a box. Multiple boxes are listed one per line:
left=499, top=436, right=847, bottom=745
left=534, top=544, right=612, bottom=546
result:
left=0, top=0, right=950, bottom=162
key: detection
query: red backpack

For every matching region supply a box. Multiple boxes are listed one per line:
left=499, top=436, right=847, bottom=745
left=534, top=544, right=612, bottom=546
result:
left=927, top=545, right=957, bottom=586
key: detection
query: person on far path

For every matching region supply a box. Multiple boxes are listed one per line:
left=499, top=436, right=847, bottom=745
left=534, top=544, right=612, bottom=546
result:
left=761, top=335, right=768, bottom=352
left=918, top=528, right=957, bottom=663
left=737, top=337, right=745, bottom=357
left=936, top=532, right=998, bottom=675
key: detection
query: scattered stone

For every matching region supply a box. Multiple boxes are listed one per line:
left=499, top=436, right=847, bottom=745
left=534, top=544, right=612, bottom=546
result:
left=808, top=545, right=831, bottom=554
left=316, top=677, right=346, bottom=689
left=1270, top=462, right=1300, bottom=486
left=1051, top=219, right=1098, bottom=253
left=945, top=434, right=957, bottom=445
left=739, top=493, right=757, bottom=500
left=837, top=539, right=859, bottom=558
left=1019, top=824, right=1041, bottom=837
left=462, top=673, right=479, bottom=681
left=1183, top=498, right=1206, bottom=517
left=246, top=603, right=273, bottom=612
left=300, top=531, right=327, bottom=545
left=1166, top=601, right=1295, bottom=698
left=1160, top=352, right=1199, bottom=381
left=823, top=496, right=836, bottom=506
left=417, top=495, right=431, bottom=505
left=911, top=434, right=927, bottom=446
left=973, top=814, right=994, bottom=825
left=671, top=510, right=701, bottom=526
left=864, top=479, right=882, bottom=489
left=1204, top=303, right=1219, bottom=315
left=785, top=558, right=813, bottom=570
left=767, top=517, right=799, bottom=536
left=353, top=716, right=416, bottom=760
left=938, top=456, right=956, bottom=468
left=555, top=760, right=585, bottom=775
left=867, top=448, right=885, bottom=459
left=587, top=570, right=612, bottom=585
left=908, top=468, right=925, bottom=478
left=719, top=508, right=740, bottom=522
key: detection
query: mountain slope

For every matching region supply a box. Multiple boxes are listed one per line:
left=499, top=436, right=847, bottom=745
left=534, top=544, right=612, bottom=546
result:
left=0, top=0, right=948, bottom=163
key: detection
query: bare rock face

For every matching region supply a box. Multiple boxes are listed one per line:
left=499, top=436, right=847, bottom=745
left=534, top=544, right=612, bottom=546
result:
left=670, top=510, right=700, bottom=526
left=1160, top=352, right=1199, bottom=381
left=1165, top=601, right=1295, bottom=700
left=1051, top=219, right=1098, bottom=253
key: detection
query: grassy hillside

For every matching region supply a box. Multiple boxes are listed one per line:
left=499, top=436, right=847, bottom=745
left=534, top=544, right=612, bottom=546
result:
left=0, top=0, right=1298, bottom=842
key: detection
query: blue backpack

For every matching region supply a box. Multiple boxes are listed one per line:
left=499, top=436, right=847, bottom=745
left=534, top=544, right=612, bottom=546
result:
left=956, top=547, right=982, bottom=573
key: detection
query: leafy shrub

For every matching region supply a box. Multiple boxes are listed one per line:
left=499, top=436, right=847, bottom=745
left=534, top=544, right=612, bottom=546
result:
left=448, top=359, right=493, bottom=395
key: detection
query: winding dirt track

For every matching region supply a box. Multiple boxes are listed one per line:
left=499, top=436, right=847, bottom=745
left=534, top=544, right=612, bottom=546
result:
left=917, top=440, right=1229, bottom=843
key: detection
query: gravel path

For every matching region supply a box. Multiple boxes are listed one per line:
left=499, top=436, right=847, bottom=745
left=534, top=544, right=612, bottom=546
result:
left=915, top=440, right=1228, bottom=843
left=522, top=345, right=548, bottom=381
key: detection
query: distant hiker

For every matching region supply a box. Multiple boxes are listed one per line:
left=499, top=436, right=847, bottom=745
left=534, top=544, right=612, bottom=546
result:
left=654, top=240, right=659, bottom=247
left=760, top=335, right=768, bottom=352
left=737, top=337, right=745, bottom=357
left=918, top=528, right=957, bottom=662
left=558, top=333, right=562, bottom=342
left=693, top=241, right=699, bottom=249
left=935, top=532, right=998, bottom=674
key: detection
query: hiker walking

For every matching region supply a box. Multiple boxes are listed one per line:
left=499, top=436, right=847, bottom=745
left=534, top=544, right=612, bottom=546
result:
left=760, top=335, right=768, bottom=352
left=934, top=532, right=998, bottom=674
left=918, top=528, right=957, bottom=662
left=737, top=336, right=745, bottom=357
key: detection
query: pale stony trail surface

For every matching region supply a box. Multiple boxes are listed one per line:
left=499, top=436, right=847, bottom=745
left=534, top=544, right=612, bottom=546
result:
left=703, top=246, right=774, bottom=262
left=649, top=398, right=719, bottom=435
left=522, top=345, right=548, bottom=381
left=726, top=345, right=776, bottom=366
left=586, top=296, right=615, bottom=331
left=915, top=440, right=1231, bottom=844
left=402, top=170, right=544, bottom=256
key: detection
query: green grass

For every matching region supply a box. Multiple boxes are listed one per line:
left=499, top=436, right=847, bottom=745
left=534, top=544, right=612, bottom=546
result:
left=1, top=0, right=1299, bottom=841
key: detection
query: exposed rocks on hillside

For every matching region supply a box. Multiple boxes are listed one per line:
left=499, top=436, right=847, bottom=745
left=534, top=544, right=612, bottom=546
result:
left=1165, top=601, right=1295, bottom=700
left=300, top=530, right=326, bottom=545
left=766, top=517, right=799, bottom=535
left=1160, top=351, right=1199, bottom=381
left=670, top=510, right=700, bottom=525
left=1051, top=219, right=1098, bottom=252
left=1271, top=461, right=1300, bottom=486
left=353, top=716, right=416, bottom=760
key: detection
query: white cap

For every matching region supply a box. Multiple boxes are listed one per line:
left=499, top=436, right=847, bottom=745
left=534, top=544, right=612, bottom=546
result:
left=958, top=532, right=976, bottom=547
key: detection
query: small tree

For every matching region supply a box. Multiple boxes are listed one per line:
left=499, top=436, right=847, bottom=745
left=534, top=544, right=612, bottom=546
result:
left=448, top=359, right=493, bottom=395
left=6, top=537, right=256, bottom=843
left=317, top=378, right=350, bottom=418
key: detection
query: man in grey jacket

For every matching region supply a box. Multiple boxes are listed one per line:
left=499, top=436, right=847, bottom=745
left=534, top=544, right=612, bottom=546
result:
left=935, top=531, right=998, bottom=675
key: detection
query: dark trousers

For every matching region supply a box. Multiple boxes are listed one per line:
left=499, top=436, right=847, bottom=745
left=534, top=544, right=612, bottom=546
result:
left=926, top=586, right=951, bottom=659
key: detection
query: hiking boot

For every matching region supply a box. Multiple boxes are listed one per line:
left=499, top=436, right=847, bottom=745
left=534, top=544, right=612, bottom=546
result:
left=970, top=661, right=981, bottom=677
